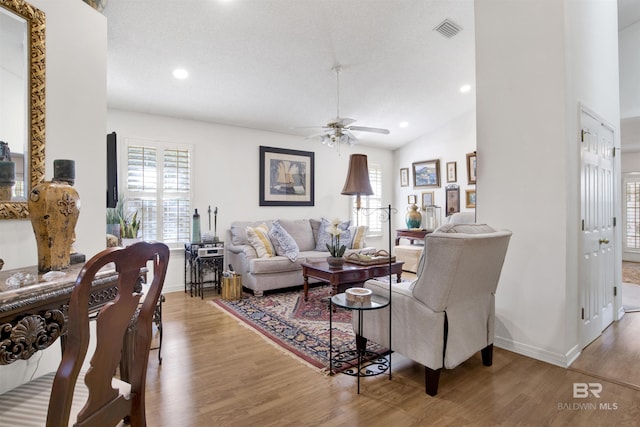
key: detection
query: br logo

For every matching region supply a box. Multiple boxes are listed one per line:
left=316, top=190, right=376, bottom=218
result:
left=573, top=383, right=602, bottom=398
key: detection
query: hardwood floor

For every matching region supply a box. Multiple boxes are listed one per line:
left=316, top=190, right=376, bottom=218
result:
left=141, top=291, right=640, bottom=426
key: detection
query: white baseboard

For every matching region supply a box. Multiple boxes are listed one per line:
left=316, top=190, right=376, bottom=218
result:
left=494, top=336, right=574, bottom=368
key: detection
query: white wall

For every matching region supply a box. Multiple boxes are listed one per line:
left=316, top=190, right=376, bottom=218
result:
left=0, top=0, right=107, bottom=394
left=475, top=0, right=620, bottom=367
left=107, top=109, right=394, bottom=293
left=394, top=109, right=476, bottom=229
left=619, top=20, right=640, bottom=119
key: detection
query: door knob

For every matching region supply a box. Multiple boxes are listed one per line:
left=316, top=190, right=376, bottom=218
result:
left=599, top=238, right=610, bottom=245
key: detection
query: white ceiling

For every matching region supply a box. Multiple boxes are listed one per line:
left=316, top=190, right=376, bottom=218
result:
left=103, top=0, right=640, bottom=151
left=103, top=0, right=476, bottom=150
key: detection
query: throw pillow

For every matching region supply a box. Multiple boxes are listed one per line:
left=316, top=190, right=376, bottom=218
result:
left=246, top=224, right=275, bottom=258
left=349, top=225, right=368, bottom=249
left=315, top=218, right=351, bottom=252
left=269, top=220, right=300, bottom=262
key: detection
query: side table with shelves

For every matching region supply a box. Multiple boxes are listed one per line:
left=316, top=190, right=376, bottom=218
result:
left=184, top=241, right=224, bottom=299
left=329, top=292, right=391, bottom=394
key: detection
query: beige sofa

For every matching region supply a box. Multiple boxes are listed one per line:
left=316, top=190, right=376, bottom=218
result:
left=226, top=218, right=373, bottom=296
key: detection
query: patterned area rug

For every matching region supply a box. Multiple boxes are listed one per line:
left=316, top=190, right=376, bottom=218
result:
left=211, top=285, right=386, bottom=372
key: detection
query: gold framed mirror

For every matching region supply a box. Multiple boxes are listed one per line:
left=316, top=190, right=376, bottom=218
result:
left=0, top=0, right=45, bottom=219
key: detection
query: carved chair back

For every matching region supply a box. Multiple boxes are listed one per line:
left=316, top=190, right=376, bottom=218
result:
left=47, top=241, right=169, bottom=427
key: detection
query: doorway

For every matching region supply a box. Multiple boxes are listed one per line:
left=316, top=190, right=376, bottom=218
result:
left=579, top=105, right=616, bottom=348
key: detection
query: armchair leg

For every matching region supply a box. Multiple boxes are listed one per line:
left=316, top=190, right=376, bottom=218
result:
left=481, top=344, right=493, bottom=366
left=424, top=367, right=441, bottom=396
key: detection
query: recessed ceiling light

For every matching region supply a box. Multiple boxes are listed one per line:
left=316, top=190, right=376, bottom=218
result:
left=459, top=84, right=471, bottom=93
left=173, top=68, right=189, bottom=79
left=399, top=121, right=409, bottom=128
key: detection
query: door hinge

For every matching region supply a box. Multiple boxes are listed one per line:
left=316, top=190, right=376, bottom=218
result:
left=581, top=129, right=590, bottom=142
left=614, top=286, right=617, bottom=297
left=582, top=219, right=585, bottom=231
left=581, top=307, right=585, bottom=320
left=613, top=217, right=617, bottom=227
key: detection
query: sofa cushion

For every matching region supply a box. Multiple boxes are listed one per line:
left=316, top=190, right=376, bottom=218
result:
left=250, top=256, right=303, bottom=274
left=246, top=224, right=275, bottom=258
left=349, top=225, right=368, bottom=249
left=231, top=220, right=273, bottom=245
left=278, top=219, right=315, bottom=251
left=315, top=218, right=351, bottom=252
left=269, top=221, right=300, bottom=261
left=310, top=218, right=321, bottom=244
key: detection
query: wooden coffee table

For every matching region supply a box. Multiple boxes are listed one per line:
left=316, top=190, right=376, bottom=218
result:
left=302, top=260, right=404, bottom=301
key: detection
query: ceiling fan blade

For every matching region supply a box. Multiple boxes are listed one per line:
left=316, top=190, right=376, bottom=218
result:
left=332, top=117, right=356, bottom=127
left=344, top=130, right=359, bottom=144
left=347, top=126, right=390, bottom=135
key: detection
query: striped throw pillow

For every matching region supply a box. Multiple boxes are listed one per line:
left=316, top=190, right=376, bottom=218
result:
left=246, top=224, right=275, bottom=258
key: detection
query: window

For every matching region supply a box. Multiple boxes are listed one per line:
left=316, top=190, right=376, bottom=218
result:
left=624, top=174, right=640, bottom=252
left=124, top=138, right=192, bottom=245
left=350, top=163, right=382, bottom=236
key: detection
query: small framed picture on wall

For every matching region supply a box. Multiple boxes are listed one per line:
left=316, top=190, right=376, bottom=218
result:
left=421, top=191, right=434, bottom=210
left=446, top=162, right=457, bottom=183
left=408, top=194, right=417, bottom=205
left=400, top=168, right=409, bottom=187
left=446, top=185, right=460, bottom=216
left=466, top=152, right=477, bottom=185
left=465, top=189, right=476, bottom=208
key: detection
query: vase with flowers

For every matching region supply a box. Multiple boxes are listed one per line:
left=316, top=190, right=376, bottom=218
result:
left=326, top=218, right=347, bottom=269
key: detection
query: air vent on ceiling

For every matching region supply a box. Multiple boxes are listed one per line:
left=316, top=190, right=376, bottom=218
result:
left=434, top=19, right=462, bottom=38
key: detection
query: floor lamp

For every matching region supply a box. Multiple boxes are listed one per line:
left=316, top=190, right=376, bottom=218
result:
left=341, top=153, right=395, bottom=379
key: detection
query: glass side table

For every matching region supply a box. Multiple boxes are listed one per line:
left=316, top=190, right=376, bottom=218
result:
left=329, top=292, right=391, bottom=394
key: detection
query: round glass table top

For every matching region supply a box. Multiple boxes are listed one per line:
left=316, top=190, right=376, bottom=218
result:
left=331, top=292, right=390, bottom=310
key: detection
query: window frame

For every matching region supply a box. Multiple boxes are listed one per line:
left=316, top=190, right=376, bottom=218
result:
left=121, top=137, right=193, bottom=247
left=350, top=162, right=383, bottom=237
left=623, top=173, right=640, bottom=253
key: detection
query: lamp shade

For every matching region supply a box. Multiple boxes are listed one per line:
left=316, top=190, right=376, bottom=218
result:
left=341, top=154, right=374, bottom=196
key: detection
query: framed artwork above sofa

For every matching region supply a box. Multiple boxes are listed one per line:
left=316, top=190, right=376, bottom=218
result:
left=259, top=146, right=315, bottom=206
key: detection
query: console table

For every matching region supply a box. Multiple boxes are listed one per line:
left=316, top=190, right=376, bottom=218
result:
left=0, top=263, right=119, bottom=365
left=395, top=228, right=431, bottom=246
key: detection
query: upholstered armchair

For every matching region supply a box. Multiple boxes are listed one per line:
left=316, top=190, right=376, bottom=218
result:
left=354, top=223, right=512, bottom=396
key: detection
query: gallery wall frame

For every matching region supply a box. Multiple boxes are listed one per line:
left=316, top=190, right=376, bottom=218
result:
left=466, top=189, right=476, bottom=208
left=412, top=159, right=440, bottom=188
left=466, top=152, right=477, bottom=185
left=421, top=191, right=434, bottom=210
left=400, top=167, right=409, bottom=187
left=446, top=184, right=460, bottom=216
left=259, top=146, right=314, bottom=206
left=408, top=194, right=417, bottom=205
left=446, top=161, right=457, bottom=183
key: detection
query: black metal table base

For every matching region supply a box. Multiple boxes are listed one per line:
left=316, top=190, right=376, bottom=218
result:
left=332, top=350, right=390, bottom=377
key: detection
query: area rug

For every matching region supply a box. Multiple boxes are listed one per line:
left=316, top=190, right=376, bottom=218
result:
left=211, top=285, right=387, bottom=372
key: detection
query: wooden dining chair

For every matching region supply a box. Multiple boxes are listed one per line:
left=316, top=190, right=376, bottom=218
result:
left=0, top=241, right=169, bottom=427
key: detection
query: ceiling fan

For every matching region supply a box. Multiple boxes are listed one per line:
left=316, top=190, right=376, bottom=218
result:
left=301, top=66, right=390, bottom=148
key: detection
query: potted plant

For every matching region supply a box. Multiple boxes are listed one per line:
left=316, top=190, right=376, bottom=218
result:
left=326, top=218, right=347, bottom=269
left=106, top=195, right=141, bottom=246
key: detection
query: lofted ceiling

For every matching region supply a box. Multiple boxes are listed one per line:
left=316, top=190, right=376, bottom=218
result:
left=103, top=0, right=476, bottom=150
left=103, top=1, right=640, bottom=151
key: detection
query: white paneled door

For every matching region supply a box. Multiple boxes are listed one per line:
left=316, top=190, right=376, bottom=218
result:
left=579, top=106, right=615, bottom=348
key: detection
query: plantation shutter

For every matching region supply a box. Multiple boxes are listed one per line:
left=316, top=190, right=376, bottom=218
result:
left=351, top=163, right=383, bottom=236
left=125, top=140, right=192, bottom=244
left=624, top=176, right=640, bottom=251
